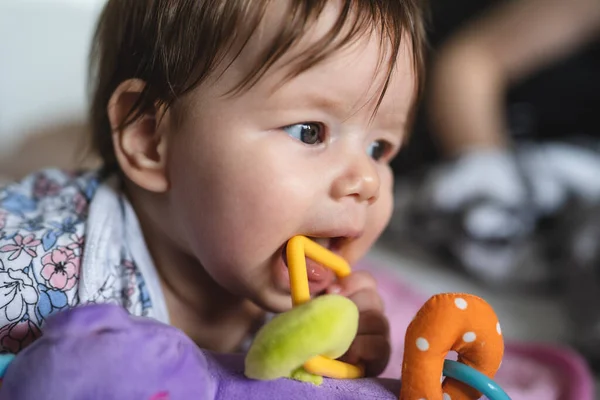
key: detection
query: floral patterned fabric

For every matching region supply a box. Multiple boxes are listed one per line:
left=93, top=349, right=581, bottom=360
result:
left=0, top=169, right=154, bottom=354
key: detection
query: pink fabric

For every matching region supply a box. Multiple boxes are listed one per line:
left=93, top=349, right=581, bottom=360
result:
left=357, top=261, right=596, bottom=400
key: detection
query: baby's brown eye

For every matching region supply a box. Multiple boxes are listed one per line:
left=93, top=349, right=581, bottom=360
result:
left=283, top=123, right=324, bottom=145
left=367, top=140, right=392, bottom=161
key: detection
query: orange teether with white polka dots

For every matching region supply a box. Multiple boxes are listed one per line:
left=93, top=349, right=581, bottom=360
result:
left=400, top=293, right=504, bottom=400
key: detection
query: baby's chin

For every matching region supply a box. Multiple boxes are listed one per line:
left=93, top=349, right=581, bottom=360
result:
left=249, top=288, right=295, bottom=314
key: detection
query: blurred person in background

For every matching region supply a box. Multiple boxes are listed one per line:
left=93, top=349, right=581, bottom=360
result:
left=429, top=0, right=600, bottom=157
left=393, top=0, right=600, bottom=288
left=390, top=0, right=600, bottom=366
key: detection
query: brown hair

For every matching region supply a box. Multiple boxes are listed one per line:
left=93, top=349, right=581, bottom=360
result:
left=89, top=0, right=427, bottom=172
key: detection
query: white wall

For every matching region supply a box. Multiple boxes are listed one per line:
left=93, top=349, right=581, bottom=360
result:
left=0, top=0, right=106, bottom=156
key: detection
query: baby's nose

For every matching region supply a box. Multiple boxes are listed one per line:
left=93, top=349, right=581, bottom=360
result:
left=330, top=153, right=380, bottom=204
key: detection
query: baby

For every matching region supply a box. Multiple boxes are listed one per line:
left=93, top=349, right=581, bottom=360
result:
left=0, top=0, right=425, bottom=378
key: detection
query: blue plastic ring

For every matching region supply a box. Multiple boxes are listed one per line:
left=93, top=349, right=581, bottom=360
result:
left=443, top=359, right=511, bottom=400
left=0, top=354, right=15, bottom=378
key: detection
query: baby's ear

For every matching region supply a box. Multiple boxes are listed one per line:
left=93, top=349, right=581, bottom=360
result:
left=108, top=79, right=169, bottom=193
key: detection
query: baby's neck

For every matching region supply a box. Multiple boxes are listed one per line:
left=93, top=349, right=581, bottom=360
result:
left=161, top=274, right=265, bottom=352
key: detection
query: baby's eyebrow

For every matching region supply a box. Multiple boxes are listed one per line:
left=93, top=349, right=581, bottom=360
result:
left=377, top=112, right=407, bottom=132
left=361, top=108, right=408, bottom=138
left=290, top=92, right=353, bottom=119
left=305, top=93, right=346, bottom=112
left=279, top=90, right=394, bottom=125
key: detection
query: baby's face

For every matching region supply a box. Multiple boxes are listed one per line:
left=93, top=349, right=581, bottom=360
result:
left=160, top=5, right=415, bottom=312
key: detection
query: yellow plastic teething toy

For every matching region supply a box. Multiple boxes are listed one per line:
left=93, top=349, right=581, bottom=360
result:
left=286, top=235, right=365, bottom=379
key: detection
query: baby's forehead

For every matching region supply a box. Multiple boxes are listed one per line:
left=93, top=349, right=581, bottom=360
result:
left=237, top=1, right=341, bottom=62
left=216, top=2, right=410, bottom=91
left=267, top=45, right=413, bottom=121
left=212, top=2, right=416, bottom=123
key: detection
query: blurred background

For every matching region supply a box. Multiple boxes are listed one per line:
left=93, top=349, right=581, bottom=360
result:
left=1, top=0, right=600, bottom=397
left=0, top=0, right=102, bottom=181
left=386, top=0, right=600, bottom=351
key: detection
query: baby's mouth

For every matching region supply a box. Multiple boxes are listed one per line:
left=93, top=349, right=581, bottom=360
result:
left=308, top=237, right=344, bottom=253
left=281, top=237, right=344, bottom=287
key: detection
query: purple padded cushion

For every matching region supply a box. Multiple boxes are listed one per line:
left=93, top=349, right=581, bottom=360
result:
left=0, top=304, right=400, bottom=400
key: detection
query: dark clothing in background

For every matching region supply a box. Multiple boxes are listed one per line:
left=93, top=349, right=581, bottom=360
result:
left=392, top=0, right=600, bottom=175
left=386, top=0, right=600, bottom=369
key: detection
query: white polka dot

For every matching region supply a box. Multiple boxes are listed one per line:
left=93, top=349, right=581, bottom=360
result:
left=496, top=322, right=502, bottom=335
left=463, top=332, right=476, bottom=343
left=454, top=297, right=468, bottom=310
left=443, top=393, right=451, bottom=400
left=416, top=337, right=429, bottom=351
left=440, top=374, right=444, bottom=383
